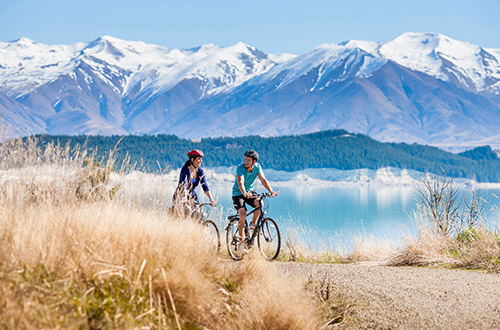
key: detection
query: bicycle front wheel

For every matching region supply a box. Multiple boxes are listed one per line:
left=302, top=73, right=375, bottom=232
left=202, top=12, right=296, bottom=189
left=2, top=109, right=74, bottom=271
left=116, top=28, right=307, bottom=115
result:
left=202, top=220, right=221, bottom=253
left=226, top=219, right=243, bottom=261
left=257, top=218, right=281, bottom=260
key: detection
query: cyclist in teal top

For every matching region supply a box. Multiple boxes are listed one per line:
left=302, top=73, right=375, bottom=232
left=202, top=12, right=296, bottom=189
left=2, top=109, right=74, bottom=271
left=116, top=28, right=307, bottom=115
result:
left=232, top=150, right=278, bottom=251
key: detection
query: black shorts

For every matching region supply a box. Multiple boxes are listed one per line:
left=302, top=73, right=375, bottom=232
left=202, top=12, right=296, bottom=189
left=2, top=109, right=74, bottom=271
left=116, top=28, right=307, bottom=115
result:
left=232, top=194, right=259, bottom=211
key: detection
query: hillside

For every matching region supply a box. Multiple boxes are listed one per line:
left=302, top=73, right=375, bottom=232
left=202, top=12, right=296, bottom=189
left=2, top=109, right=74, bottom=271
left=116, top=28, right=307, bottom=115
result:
left=32, top=130, right=500, bottom=182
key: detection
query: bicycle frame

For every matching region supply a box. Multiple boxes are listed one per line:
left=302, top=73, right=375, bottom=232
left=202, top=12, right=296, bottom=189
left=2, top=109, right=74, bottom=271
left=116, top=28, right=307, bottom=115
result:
left=192, top=202, right=216, bottom=223
left=228, top=193, right=269, bottom=246
left=226, top=191, right=281, bottom=260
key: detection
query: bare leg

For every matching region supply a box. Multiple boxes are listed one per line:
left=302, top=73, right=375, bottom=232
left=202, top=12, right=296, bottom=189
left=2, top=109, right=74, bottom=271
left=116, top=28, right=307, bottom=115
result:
left=250, top=200, right=260, bottom=227
left=238, top=207, right=247, bottom=241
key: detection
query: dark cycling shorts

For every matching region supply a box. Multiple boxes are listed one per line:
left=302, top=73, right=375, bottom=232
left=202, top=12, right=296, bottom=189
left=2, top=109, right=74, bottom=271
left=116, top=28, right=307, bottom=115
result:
left=232, top=194, right=258, bottom=211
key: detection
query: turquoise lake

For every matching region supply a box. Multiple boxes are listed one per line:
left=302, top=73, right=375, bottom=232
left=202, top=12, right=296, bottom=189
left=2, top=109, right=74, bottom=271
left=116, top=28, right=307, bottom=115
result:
left=205, top=183, right=500, bottom=248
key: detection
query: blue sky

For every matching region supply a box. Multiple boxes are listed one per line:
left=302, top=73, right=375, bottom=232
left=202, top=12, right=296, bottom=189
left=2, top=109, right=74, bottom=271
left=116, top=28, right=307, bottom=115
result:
left=1, top=0, right=499, bottom=54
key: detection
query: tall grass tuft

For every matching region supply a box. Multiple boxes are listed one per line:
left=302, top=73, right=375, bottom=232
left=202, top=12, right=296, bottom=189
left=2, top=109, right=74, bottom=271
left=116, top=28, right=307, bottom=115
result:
left=278, top=217, right=395, bottom=263
left=0, top=136, right=325, bottom=329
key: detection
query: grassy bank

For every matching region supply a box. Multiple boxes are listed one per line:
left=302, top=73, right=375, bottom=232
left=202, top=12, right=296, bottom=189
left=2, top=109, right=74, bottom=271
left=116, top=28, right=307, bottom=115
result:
left=0, top=137, right=346, bottom=329
left=0, top=202, right=327, bottom=329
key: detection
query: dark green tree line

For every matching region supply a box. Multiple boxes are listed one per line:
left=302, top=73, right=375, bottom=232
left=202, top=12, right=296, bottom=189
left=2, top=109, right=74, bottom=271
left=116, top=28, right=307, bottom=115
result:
left=26, top=130, right=500, bottom=182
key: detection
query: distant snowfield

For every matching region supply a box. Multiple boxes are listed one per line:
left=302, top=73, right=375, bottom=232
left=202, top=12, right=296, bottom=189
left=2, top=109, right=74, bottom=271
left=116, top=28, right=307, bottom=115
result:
left=122, top=166, right=500, bottom=189
left=203, top=167, right=420, bottom=186
left=2, top=166, right=499, bottom=190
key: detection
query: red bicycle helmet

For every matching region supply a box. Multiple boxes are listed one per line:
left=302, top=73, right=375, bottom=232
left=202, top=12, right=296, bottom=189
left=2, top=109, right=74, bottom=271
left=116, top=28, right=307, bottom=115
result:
left=187, top=149, right=204, bottom=158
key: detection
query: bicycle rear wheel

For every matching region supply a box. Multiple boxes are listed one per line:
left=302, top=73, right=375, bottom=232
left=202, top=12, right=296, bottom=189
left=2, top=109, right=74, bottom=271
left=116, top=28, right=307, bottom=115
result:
left=226, top=219, right=244, bottom=261
left=202, top=220, right=221, bottom=253
left=257, top=218, right=280, bottom=260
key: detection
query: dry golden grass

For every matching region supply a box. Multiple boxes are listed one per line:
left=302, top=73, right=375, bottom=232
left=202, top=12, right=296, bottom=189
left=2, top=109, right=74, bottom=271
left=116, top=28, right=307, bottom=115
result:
left=390, top=212, right=500, bottom=271
left=278, top=218, right=396, bottom=264
left=390, top=174, right=500, bottom=270
left=0, top=137, right=327, bottom=329
left=389, top=215, right=457, bottom=266
left=347, top=235, right=394, bottom=262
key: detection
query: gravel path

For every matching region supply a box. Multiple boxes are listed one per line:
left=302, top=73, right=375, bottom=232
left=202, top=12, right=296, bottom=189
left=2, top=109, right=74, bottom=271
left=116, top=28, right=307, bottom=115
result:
left=276, top=262, right=500, bottom=329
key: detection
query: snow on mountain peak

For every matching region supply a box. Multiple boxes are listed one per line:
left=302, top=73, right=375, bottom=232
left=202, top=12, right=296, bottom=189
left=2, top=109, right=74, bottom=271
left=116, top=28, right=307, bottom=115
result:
left=2, top=32, right=500, bottom=100
left=339, top=39, right=380, bottom=53
left=154, top=41, right=280, bottom=97
left=0, top=38, right=86, bottom=96
left=117, top=40, right=283, bottom=98
left=0, top=37, right=289, bottom=98
left=378, top=32, right=448, bottom=79
left=1, top=37, right=38, bottom=49
left=95, top=35, right=129, bottom=43
left=332, top=32, right=500, bottom=93
left=254, top=43, right=386, bottom=90
left=377, top=32, right=500, bottom=92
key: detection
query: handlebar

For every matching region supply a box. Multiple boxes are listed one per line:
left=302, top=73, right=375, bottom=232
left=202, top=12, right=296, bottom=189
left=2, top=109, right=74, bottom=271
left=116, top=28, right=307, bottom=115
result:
left=193, top=195, right=218, bottom=207
left=193, top=191, right=278, bottom=207
left=193, top=202, right=216, bottom=207
left=255, top=189, right=280, bottom=199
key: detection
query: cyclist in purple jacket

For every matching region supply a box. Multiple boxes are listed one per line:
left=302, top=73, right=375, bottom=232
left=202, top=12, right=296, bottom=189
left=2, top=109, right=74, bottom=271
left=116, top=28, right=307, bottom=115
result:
left=173, top=149, right=217, bottom=214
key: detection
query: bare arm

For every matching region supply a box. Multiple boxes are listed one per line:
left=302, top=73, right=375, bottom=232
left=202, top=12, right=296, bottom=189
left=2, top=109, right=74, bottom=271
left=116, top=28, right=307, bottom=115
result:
left=236, top=175, right=248, bottom=197
left=258, top=172, right=277, bottom=196
left=204, top=190, right=217, bottom=206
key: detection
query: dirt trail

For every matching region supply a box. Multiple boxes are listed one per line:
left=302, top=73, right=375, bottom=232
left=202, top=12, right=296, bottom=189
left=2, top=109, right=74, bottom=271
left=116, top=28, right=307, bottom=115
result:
left=276, top=262, right=500, bottom=329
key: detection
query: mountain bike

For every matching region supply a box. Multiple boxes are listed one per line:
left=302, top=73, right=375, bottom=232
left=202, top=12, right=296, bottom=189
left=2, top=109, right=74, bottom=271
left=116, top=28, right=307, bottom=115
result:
left=226, top=192, right=281, bottom=261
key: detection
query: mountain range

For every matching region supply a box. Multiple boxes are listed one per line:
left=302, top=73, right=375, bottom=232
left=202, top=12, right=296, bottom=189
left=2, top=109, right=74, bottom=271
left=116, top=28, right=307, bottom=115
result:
left=1, top=32, right=500, bottom=150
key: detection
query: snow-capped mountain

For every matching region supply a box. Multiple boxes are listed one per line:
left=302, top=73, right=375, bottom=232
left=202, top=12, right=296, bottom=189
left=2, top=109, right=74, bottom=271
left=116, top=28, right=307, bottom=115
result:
left=1, top=33, right=500, bottom=150
left=0, top=36, right=289, bottom=98
left=344, top=32, right=500, bottom=94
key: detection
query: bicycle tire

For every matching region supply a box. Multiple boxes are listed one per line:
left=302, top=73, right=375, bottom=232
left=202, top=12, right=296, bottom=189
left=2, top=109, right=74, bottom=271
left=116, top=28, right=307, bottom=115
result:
left=202, top=220, right=221, bottom=253
left=226, top=219, right=244, bottom=261
left=257, top=218, right=281, bottom=260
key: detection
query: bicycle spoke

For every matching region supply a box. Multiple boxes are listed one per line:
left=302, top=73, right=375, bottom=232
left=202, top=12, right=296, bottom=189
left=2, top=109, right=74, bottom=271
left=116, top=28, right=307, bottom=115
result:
left=257, top=218, right=280, bottom=260
left=226, top=220, right=244, bottom=260
left=202, top=220, right=220, bottom=253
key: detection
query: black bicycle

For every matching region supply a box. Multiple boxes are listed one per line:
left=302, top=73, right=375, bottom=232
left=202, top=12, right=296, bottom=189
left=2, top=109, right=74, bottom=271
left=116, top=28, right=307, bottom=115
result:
left=225, top=192, right=281, bottom=261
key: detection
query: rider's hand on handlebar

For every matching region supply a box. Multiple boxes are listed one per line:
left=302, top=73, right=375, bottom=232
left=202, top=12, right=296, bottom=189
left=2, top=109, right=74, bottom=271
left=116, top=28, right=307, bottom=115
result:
left=270, top=190, right=279, bottom=198
left=245, top=191, right=254, bottom=199
left=210, top=199, right=218, bottom=206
